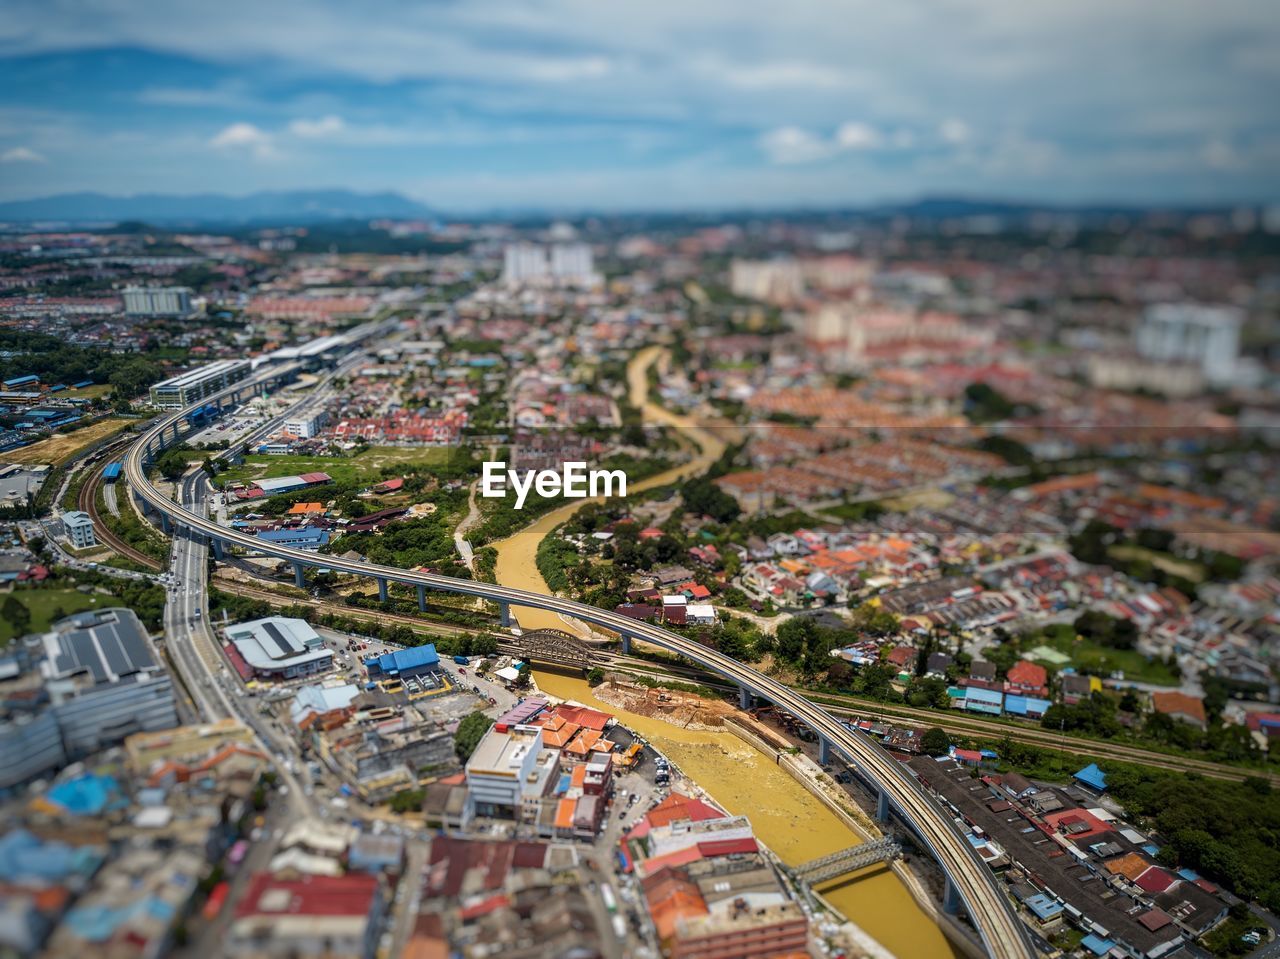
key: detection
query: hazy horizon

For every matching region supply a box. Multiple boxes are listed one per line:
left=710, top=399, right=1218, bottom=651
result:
left=2, top=1, right=1279, bottom=211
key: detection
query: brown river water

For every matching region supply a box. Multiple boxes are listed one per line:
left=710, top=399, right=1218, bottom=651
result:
left=490, top=347, right=958, bottom=958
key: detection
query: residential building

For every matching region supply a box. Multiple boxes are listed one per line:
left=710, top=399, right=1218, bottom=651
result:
left=61, top=510, right=95, bottom=549
left=1151, top=691, right=1208, bottom=730
left=1137, top=303, right=1242, bottom=387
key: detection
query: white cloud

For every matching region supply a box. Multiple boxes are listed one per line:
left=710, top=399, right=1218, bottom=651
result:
left=287, top=114, right=345, bottom=138
left=835, top=121, right=882, bottom=150
left=939, top=118, right=971, bottom=146
left=209, top=122, right=275, bottom=158
left=761, top=121, right=892, bottom=165
left=0, top=146, right=45, bottom=163
left=758, top=126, right=836, bottom=165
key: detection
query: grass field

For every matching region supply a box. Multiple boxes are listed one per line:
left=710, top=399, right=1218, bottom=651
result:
left=5, top=417, right=133, bottom=466
left=216, top=446, right=462, bottom=487
left=0, top=588, right=102, bottom=642
left=62, top=384, right=113, bottom=400
left=1031, top=632, right=1182, bottom=686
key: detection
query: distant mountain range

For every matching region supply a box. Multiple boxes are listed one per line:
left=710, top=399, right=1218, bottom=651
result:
left=0, top=189, right=1253, bottom=226
left=0, top=189, right=434, bottom=224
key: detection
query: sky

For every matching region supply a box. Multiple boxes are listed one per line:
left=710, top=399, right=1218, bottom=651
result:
left=1, top=0, right=1278, bottom=212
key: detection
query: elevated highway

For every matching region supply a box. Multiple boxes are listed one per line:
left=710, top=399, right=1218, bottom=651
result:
left=124, top=366, right=1036, bottom=959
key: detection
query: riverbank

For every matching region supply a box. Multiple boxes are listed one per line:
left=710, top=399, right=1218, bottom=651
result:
left=490, top=345, right=727, bottom=635
left=533, top=669, right=960, bottom=958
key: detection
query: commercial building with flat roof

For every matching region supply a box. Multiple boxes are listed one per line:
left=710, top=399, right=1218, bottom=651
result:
left=0, top=608, right=177, bottom=788
left=224, top=616, right=333, bottom=681
left=123, top=286, right=193, bottom=318
left=465, top=724, right=558, bottom=819
left=149, top=359, right=250, bottom=409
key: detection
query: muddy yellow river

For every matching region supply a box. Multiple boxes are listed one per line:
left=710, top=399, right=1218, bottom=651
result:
left=492, top=348, right=957, bottom=957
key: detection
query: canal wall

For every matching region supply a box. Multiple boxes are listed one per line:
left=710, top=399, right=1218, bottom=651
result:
left=724, top=717, right=986, bottom=959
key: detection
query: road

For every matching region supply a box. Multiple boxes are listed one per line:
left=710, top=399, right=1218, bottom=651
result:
left=126, top=365, right=1036, bottom=959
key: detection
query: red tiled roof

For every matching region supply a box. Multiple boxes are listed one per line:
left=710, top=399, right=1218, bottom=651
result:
left=1135, top=867, right=1177, bottom=894
left=236, top=873, right=378, bottom=918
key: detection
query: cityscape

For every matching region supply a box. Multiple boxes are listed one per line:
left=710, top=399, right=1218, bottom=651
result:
left=1, top=4, right=1279, bottom=959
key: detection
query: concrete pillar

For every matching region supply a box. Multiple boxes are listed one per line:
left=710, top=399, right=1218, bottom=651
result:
left=738, top=685, right=753, bottom=710
left=499, top=603, right=512, bottom=628
left=619, top=633, right=631, bottom=655
left=212, top=539, right=224, bottom=561
left=877, top=790, right=891, bottom=822
left=159, top=514, right=172, bottom=534
left=818, top=737, right=832, bottom=766
left=417, top=584, right=427, bottom=612
left=942, top=877, right=962, bottom=915
left=293, top=562, right=306, bottom=589
left=377, top=577, right=389, bottom=603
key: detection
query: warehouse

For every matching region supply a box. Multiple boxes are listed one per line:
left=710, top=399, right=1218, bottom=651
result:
left=224, top=617, right=333, bottom=681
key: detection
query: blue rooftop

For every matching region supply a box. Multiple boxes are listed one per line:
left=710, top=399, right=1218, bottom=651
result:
left=0, top=829, right=104, bottom=883
left=366, top=643, right=439, bottom=675
left=965, top=687, right=1004, bottom=705
left=1025, top=893, right=1064, bottom=921
left=3, top=374, right=39, bottom=387
left=46, top=774, right=125, bottom=816
left=1081, top=933, right=1115, bottom=956
left=1073, top=762, right=1108, bottom=791
left=1004, top=694, right=1052, bottom=716
left=256, top=526, right=329, bottom=546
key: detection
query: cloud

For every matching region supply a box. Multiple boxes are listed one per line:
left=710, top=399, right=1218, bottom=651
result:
left=0, top=146, right=45, bottom=163
left=835, top=121, right=882, bottom=150
left=209, top=121, right=275, bottom=158
left=287, top=114, right=345, bottom=138
left=758, top=126, right=837, bottom=165
left=760, top=121, right=891, bottom=165
left=938, top=118, right=971, bottom=146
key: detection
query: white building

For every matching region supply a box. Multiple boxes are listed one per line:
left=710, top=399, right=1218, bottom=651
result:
left=503, top=243, right=548, bottom=284
left=502, top=242, right=597, bottom=286
left=62, top=510, right=96, bottom=549
left=225, top=617, right=333, bottom=681
left=283, top=411, right=328, bottom=439
left=1137, top=303, right=1243, bottom=387
left=123, top=286, right=194, bottom=318
left=464, top=724, right=558, bottom=818
left=549, top=243, right=594, bottom=281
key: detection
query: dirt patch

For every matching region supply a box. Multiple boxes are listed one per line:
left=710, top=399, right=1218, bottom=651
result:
left=6, top=418, right=132, bottom=466
left=592, top=678, right=739, bottom=731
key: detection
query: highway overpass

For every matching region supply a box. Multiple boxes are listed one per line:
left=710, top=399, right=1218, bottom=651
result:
left=123, top=365, right=1036, bottom=959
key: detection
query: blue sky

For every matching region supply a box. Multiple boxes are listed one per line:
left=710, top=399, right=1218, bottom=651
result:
left=1, top=0, right=1277, bottom=211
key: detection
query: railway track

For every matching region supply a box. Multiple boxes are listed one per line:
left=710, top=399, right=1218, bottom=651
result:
left=78, top=459, right=164, bottom=571
left=78, top=455, right=1275, bottom=787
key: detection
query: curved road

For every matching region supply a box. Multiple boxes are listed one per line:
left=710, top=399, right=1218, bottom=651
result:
left=124, top=367, right=1035, bottom=959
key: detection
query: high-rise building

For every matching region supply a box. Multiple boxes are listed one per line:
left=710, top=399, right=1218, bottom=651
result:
left=502, top=243, right=596, bottom=286
left=123, top=286, right=194, bottom=317
left=1137, top=303, right=1242, bottom=386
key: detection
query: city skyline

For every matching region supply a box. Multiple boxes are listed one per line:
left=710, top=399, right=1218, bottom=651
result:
left=2, top=0, right=1279, bottom=211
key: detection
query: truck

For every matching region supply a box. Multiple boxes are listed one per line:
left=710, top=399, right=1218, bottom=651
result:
left=453, top=655, right=470, bottom=665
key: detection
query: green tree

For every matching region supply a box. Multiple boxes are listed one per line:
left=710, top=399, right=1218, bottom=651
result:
left=922, top=727, right=951, bottom=756
left=454, top=710, right=494, bottom=762
left=2, top=595, right=30, bottom=636
left=586, top=667, right=606, bottom=687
